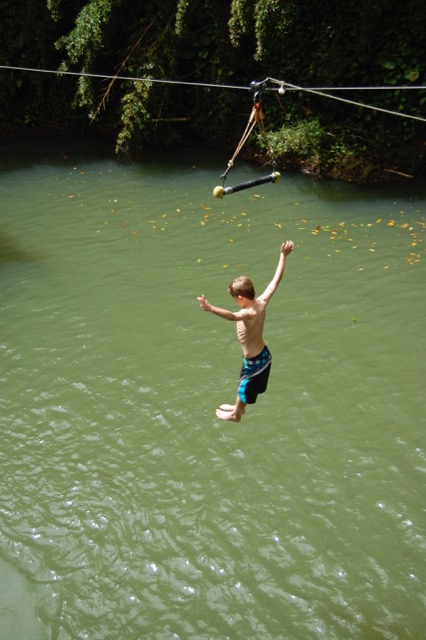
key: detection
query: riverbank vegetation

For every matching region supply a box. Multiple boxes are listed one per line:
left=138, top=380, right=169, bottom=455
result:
left=0, top=0, right=425, bottom=181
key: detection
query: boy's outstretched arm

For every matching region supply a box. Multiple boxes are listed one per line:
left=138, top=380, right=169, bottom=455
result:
left=258, top=240, right=294, bottom=303
left=197, top=295, right=246, bottom=321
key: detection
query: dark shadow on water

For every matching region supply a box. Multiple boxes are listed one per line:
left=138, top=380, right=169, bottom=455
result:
left=0, top=227, right=39, bottom=265
left=0, top=136, right=116, bottom=174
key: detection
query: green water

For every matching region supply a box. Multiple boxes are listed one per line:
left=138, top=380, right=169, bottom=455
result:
left=1, top=138, right=425, bottom=640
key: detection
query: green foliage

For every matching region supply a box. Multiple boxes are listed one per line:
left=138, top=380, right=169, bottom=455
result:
left=56, top=0, right=114, bottom=64
left=115, top=80, right=152, bottom=155
left=229, top=0, right=252, bottom=46
left=175, top=0, right=190, bottom=35
left=0, top=0, right=424, bottom=178
left=263, top=119, right=325, bottom=159
left=260, top=119, right=381, bottom=180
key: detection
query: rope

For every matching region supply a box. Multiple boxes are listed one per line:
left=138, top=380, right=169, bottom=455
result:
left=0, top=65, right=425, bottom=122
left=220, top=111, right=257, bottom=182
left=266, top=77, right=426, bottom=123
left=220, top=98, right=276, bottom=183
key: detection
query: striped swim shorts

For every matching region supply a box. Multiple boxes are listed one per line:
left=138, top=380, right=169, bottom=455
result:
left=238, top=345, right=272, bottom=405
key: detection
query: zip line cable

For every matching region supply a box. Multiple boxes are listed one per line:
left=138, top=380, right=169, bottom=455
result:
left=0, top=64, right=425, bottom=123
left=266, top=77, right=426, bottom=123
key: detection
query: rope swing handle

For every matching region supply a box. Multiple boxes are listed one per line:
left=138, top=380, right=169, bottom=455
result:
left=214, top=81, right=279, bottom=198
left=213, top=171, right=281, bottom=199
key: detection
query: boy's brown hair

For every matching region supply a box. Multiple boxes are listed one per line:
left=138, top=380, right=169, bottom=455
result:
left=228, top=276, right=256, bottom=300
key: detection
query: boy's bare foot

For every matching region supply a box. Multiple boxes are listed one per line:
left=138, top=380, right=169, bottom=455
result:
left=216, top=408, right=241, bottom=422
left=219, top=403, right=245, bottom=415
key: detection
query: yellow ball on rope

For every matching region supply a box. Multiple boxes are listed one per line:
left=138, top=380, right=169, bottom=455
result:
left=213, top=185, right=224, bottom=199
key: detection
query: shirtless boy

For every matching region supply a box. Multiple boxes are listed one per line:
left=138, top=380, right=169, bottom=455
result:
left=197, top=240, right=294, bottom=422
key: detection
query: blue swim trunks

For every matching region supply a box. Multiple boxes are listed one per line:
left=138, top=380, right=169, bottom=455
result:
left=238, top=345, right=272, bottom=405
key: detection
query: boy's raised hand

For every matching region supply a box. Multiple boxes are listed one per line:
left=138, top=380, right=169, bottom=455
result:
left=281, top=240, right=295, bottom=256
left=197, top=294, right=211, bottom=311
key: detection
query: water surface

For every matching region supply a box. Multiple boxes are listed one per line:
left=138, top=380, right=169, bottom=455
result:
left=1, top=138, right=425, bottom=639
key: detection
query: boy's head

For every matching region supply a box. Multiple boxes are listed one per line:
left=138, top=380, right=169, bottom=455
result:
left=228, top=276, right=255, bottom=300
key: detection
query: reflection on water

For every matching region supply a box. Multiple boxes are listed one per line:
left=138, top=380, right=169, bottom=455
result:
left=0, top=226, right=39, bottom=264
left=1, top=138, right=425, bottom=639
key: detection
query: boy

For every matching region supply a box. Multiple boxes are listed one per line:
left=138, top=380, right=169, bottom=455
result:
left=197, top=240, right=294, bottom=422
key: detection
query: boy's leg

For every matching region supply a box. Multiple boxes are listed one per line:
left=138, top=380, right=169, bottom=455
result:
left=216, top=395, right=246, bottom=422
